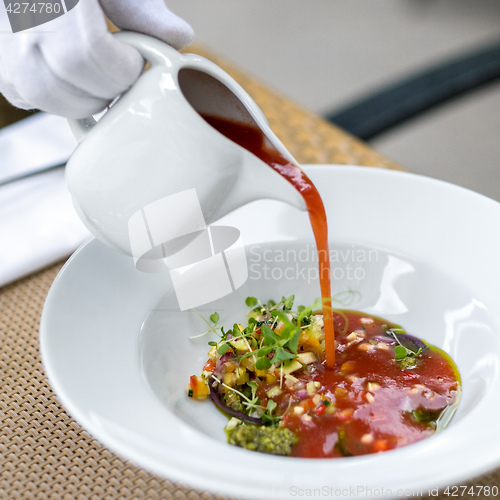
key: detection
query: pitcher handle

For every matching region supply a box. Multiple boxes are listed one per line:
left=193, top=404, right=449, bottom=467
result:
left=67, top=31, right=185, bottom=143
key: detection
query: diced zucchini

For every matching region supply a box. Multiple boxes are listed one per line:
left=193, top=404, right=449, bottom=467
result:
left=282, top=359, right=302, bottom=375
left=285, top=374, right=299, bottom=385
left=297, top=352, right=317, bottom=365
left=225, top=417, right=242, bottom=431
left=306, top=381, right=320, bottom=396
left=266, top=386, right=283, bottom=398
left=208, top=345, right=218, bottom=361
left=231, top=338, right=250, bottom=352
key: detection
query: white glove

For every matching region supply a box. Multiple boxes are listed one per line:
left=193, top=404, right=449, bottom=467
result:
left=0, top=0, right=194, bottom=118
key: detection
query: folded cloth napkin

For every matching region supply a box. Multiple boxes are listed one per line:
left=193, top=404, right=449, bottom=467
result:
left=0, top=113, right=91, bottom=287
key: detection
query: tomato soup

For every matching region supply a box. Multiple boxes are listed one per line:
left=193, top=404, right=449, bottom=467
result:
left=257, top=311, right=460, bottom=457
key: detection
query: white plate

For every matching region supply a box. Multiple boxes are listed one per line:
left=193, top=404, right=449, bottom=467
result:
left=40, top=166, right=500, bottom=499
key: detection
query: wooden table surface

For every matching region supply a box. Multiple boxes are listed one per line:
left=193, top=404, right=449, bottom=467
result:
left=0, top=46, right=498, bottom=500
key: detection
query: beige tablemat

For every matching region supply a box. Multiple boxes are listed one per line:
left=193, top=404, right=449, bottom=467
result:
left=1, top=47, right=498, bottom=499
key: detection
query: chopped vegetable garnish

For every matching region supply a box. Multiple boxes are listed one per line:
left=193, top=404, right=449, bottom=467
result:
left=187, top=297, right=461, bottom=458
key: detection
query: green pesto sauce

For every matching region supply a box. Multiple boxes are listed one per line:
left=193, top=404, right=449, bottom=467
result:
left=226, top=423, right=298, bottom=456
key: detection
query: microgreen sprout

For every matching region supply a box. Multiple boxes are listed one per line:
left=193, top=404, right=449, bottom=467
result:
left=261, top=400, right=280, bottom=426
left=218, top=344, right=231, bottom=355
left=331, top=289, right=362, bottom=307
left=189, top=308, right=225, bottom=339
left=394, top=345, right=407, bottom=361
left=245, top=296, right=258, bottom=308
left=387, top=328, right=423, bottom=368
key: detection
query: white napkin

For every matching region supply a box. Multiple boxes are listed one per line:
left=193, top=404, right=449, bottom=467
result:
left=0, top=113, right=91, bottom=287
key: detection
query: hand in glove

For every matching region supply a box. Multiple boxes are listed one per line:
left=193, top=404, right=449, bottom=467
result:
left=0, top=0, right=194, bottom=118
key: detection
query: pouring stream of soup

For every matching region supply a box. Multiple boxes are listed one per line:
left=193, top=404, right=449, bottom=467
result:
left=200, top=115, right=336, bottom=369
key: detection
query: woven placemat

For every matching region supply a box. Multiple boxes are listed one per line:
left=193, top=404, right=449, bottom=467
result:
left=1, top=48, right=498, bottom=500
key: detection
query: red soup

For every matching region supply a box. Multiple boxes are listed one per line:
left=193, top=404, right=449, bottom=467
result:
left=260, top=310, right=460, bottom=458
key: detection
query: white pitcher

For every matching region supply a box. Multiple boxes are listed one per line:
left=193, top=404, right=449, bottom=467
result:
left=65, top=31, right=306, bottom=262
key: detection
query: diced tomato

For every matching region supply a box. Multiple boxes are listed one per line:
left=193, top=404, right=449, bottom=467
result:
left=315, top=403, right=326, bottom=416
left=189, top=375, right=198, bottom=394
left=203, top=359, right=216, bottom=372
left=373, top=439, right=389, bottom=452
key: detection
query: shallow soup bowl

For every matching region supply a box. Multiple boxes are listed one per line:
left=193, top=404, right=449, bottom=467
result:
left=40, top=165, right=500, bottom=499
